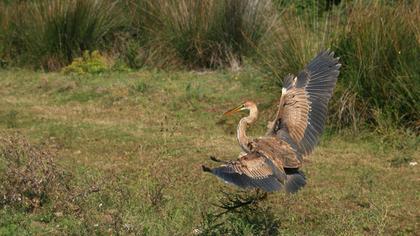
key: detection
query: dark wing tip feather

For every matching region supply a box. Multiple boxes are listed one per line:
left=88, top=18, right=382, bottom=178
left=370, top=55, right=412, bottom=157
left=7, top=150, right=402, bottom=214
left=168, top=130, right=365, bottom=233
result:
left=296, top=50, right=341, bottom=88
left=204, top=165, right=283, bottom=192
left=285, top=170, right=306, bottom=193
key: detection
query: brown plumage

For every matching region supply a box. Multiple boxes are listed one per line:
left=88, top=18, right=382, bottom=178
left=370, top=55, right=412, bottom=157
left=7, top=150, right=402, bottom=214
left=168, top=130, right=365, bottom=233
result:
left=203, top=50, right=341, bottom=193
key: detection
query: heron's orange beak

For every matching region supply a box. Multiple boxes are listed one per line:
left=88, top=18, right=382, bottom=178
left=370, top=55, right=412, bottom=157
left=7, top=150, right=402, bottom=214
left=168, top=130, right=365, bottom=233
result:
left=223, top=104, right=244, bottom=116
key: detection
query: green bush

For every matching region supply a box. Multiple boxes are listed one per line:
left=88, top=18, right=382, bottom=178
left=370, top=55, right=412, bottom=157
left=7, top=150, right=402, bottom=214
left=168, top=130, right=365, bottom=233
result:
left=62, top=51, right=110, bottom=75
left=3, top=0, right=277, bottom=70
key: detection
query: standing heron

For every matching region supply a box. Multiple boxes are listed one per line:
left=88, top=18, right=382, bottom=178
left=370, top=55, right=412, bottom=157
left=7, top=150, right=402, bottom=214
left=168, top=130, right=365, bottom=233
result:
left=202, top=50, right=341, bottom=193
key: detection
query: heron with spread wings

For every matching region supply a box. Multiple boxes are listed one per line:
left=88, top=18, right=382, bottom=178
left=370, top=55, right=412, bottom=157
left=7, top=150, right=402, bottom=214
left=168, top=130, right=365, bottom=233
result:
left=202, top=50, right=341, bottom=193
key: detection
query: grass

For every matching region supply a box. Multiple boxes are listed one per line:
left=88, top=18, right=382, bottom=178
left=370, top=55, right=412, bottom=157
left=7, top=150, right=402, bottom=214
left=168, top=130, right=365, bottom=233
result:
left=0, top=70, right=418, bottom=235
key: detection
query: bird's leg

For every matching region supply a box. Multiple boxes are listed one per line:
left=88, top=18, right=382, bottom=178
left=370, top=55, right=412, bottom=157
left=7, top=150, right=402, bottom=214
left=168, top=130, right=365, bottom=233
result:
left=267, top=121, right=274, bottom=130
left=265, top=121, right=275, bottom=136
left=255, top=189, right=268, bottom=200
left=202, top=165, right=212, bottom=172
left=214, top=189, right=268, bottom=217
left=203, top=156, right=229, bottom=172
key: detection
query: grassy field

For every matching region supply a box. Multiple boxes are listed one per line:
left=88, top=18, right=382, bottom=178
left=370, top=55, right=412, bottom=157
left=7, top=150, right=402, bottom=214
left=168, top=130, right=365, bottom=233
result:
left=0, top=70, right=418, bottom=235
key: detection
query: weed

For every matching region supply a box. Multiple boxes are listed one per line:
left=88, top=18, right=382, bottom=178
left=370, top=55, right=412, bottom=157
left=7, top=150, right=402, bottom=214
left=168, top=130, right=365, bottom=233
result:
left=131, top=81, right=149, bottom=93
left=389, top=155, right=413, bottom=168
left=146, top=181, right=166, bottom=209
left=185, top=82, right=206, bottom=101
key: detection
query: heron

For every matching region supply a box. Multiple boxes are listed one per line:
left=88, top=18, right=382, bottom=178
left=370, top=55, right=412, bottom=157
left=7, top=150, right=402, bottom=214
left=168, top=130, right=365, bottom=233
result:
left=202, top=50, right=341, bottom=193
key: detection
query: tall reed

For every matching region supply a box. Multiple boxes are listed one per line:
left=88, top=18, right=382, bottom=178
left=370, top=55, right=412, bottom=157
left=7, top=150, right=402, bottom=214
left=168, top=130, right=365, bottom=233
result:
left=256, top=1, right=419, bottom=131
left=333, top=1, right=419, bottom=131
left=129, top=0, right=276, bottom=69
left=2, top=0, right=126, bottom=70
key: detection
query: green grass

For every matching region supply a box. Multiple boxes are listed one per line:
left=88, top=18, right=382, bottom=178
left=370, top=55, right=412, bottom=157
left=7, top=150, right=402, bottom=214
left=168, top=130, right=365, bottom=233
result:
left=0, top=70, right=418, bottom=235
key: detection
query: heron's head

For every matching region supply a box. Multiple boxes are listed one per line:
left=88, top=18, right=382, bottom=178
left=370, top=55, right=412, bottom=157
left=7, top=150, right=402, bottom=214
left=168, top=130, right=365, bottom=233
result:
left=224, top=101, right=257, bottom=116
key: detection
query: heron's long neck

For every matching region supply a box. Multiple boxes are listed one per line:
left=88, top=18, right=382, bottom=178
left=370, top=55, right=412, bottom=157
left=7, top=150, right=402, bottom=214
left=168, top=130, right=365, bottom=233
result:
left=237, top=107, right=258, bottom=153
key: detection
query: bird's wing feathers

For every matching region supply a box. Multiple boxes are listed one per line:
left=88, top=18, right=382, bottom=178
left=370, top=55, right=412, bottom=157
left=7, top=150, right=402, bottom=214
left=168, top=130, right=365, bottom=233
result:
left=251, top=136, right=301, bottom=168
left=268, top=50, right=341, bottom=157
left=204, top=152, right=286, bottom=192
left=281, top=88, right=311, bottom=143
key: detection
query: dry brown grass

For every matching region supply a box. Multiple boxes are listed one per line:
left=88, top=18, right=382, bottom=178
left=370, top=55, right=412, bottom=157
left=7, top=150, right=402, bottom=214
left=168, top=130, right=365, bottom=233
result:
left=0, top=133, right=71, bottom=211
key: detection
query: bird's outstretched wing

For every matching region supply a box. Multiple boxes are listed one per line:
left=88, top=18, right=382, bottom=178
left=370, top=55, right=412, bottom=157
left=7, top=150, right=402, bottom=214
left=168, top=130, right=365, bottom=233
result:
left=202, top=152, right=287, bottom=192
left=266, top=50, right=341, bottom=158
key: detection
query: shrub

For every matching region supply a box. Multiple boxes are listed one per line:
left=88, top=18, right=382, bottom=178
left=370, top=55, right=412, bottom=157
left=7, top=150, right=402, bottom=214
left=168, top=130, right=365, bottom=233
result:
left=199, top=190, right=280, bottom=235
left=0, top=134, right=71, bottom=211
left=62, top=50, right=111, bottom=75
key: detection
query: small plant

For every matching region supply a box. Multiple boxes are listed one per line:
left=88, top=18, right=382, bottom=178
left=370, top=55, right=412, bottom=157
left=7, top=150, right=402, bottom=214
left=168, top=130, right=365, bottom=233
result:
left=62, top=50, right=110, bottom=75
left=146, top=182, right=166, bottom=209
left=198, top=190, right=280, bottom=235
left=185, top=83, right=206, bottom=101
left=389, top=155, right=413, bottom=168
left=131, top=81, right=148, bottom=93
left=145, top=170, right=170, bottom=210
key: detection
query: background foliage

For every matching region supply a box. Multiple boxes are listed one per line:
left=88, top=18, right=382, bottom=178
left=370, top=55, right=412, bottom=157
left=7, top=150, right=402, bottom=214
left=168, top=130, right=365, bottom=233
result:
left=1, top=0, right=418, bottom=132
